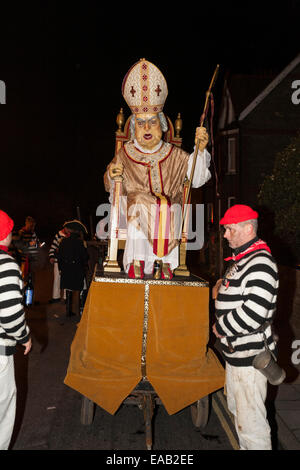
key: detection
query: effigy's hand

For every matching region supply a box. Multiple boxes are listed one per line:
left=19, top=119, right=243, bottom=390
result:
left=195, top=126, right=209, bottom=152
left=109, top=163, right=124, bottom=179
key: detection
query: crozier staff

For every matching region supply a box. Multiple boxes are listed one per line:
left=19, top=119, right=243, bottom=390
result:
left=212, top=204, right=279, bottom=450
left=104, top=59, right=211, bottom=278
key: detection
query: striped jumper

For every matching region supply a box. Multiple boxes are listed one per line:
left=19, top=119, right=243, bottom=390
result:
left=49, top=230, right=66, bottom=263
left=215, top=241, right=279, bottom=367
left=0, top=250, right=30, bottom=355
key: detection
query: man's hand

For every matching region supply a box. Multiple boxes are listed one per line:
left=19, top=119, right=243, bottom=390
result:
left=212, top=323, right=224, bottom=339
left=195, top=126, right=209, bottom=152
left=212, top=278, right=222, bottom=300
left=109, top=163, right=124, bottom=179
left=22, top=338, right=32, bottom=355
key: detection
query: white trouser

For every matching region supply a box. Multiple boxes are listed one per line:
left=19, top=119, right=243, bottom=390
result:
left=226, top=363, right=271, bottom=450
left=0, top=355, right=16, bottom=450
left=52, top=262, right=66, bottom=299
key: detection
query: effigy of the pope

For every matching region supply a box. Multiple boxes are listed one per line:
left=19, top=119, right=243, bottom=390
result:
left=64, top=59, right=224, bottom=419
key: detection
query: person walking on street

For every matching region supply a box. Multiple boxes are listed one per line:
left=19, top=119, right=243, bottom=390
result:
left=49, top=224, right=70, bottom=303
left=0, top=210, right=32, bottom=450
left=212, top=204, right=279, bottom=450
left=57, top=220, right=88, bottom=317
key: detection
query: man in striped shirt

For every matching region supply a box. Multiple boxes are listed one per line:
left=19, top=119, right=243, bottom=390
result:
left=0, top=210, right=32, bottom=450
left=212, top=204, right=279, bottom=450
left=49, top=225, right=70, bottom=303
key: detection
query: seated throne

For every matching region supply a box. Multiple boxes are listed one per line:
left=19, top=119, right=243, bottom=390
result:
left=103, top=108, right=191, bottom=276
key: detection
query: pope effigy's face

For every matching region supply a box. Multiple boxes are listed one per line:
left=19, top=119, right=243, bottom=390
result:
left=135, top=113, right=162, bottom=150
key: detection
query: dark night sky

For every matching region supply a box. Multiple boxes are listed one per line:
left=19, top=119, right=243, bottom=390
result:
left=1, top=2, right=299, bottom=236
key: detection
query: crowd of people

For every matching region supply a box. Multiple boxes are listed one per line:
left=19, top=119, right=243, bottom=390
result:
left=6, top=215, right=89, bottom=314
left=0, top=210, right=90, bottom=449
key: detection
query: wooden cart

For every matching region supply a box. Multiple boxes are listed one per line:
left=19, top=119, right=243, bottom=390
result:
left=65, top=269, right=224, bottom=449
left=80, top=379, right=209, bottom=450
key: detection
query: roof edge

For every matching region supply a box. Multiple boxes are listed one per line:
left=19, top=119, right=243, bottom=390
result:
left=239, top=53, right=300, bottom=121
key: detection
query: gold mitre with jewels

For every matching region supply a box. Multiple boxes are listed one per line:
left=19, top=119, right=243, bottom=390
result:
left=121, top=58, right=168, bottom=114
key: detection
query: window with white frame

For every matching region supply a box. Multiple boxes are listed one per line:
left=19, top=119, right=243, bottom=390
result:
left=227, top=137, right=236, bottom=174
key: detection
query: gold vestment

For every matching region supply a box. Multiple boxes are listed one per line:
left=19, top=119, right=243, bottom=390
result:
left=104, top=141, right=190, bottom=257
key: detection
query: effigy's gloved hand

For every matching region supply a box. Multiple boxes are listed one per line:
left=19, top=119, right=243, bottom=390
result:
left=195, top=126, right=209, bottom=152
left=109, top=163, right=124, bottom=179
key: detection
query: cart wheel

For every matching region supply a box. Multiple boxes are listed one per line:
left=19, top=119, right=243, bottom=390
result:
left=81, top=396, right=95, bottom=425
left=190, top=395, right=209, bottom=429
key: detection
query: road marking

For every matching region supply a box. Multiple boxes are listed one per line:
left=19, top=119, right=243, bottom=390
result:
left=212, top=392, right=240, bottom=450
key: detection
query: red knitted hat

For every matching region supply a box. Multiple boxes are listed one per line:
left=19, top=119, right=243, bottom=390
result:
left=0, top=210, right=14, bottom=241
left=220, top=204, right=258, bottom=225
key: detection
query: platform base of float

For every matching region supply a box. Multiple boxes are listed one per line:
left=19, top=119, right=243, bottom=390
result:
left=64, top=267, right=225, bottom=415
